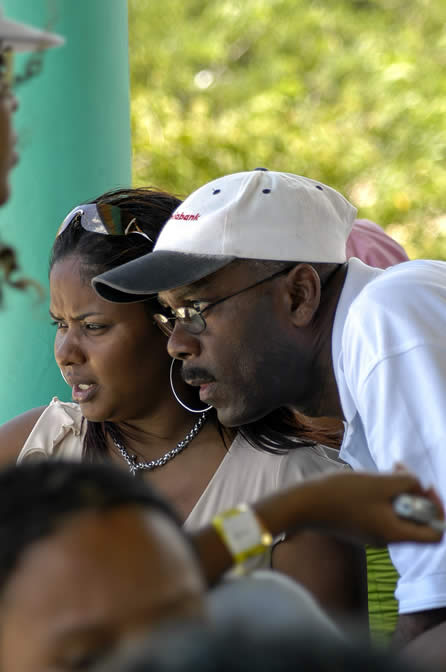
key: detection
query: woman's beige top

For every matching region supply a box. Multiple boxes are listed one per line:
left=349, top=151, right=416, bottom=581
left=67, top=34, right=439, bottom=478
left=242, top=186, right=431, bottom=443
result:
left=18, top=397, right=346, bottom=566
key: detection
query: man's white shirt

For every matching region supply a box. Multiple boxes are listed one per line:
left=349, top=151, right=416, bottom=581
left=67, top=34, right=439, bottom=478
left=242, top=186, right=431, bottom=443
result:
left=333, top=257, right=446, bottom=614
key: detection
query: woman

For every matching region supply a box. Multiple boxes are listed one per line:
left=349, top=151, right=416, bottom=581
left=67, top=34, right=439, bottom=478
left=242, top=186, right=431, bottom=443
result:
left=0, top=187, right=398, bottom=627
left=0, top=8, right=63, bottom=299
left=0, top=7, right=63, bottom=205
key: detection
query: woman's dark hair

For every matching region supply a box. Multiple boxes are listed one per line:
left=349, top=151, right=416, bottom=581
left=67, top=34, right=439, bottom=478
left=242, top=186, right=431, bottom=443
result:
left=0, top=239, right=43, bottom=306
left=0, top=461, right=188, bottom=597
left=241, top=409, right=342, bottom=453
left=50, top=187, right=183, bottom=461
left=50, top=187, right=341, bottom=462
left=0, top=41, right=53, bottom=307
left=50, top=187, right=181, bottom=279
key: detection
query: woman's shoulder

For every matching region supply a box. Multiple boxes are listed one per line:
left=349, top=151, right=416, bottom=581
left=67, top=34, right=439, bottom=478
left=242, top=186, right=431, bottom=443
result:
left=41, top=397, right=83, bottom=424
left=232, top=432, right=345, bottom=467
left=0, top=397, right=85, bottom=466
left=18, top=397, right=85, bottom=462
left=226, top=435, right=346, bottom=493
left=230, top=433, right=347, bottom=486
left=0, top=404, right=48, bottom=467
left=277, top=442, right=348, bottom=487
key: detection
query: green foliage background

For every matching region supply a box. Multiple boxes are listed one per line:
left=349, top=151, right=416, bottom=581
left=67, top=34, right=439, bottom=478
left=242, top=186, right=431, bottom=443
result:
left=129, top=0, right=446, bottom=259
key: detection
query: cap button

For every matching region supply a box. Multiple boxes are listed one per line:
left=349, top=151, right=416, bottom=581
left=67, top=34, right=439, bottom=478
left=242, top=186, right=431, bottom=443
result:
left=254, top=167, right=269, bottom=171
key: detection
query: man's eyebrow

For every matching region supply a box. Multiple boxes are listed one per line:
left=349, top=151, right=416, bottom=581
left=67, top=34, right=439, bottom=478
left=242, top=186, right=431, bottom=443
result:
left=49, top=310, right=105, bottom=321
left=159, top=278, right=214, bottom=305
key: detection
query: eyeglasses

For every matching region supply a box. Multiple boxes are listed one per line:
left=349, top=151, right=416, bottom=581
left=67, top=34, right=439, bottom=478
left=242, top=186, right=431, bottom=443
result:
left=0, top=48, right=14, bottom=95
left=153, top=267, right=294, bottom=337
left=56, top=203, right=153, bottom=242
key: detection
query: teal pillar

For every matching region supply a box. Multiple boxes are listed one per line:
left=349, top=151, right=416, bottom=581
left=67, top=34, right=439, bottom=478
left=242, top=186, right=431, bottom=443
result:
left=0, top=0, right=131, bottom=422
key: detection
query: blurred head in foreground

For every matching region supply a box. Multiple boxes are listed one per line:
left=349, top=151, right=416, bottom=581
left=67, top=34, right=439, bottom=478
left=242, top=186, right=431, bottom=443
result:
left=102, top=622, right=424, bottom=672
left=0, top=462, right=206, bottom=672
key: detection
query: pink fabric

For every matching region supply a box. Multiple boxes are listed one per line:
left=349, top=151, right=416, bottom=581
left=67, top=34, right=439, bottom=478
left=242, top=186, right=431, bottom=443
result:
left=346, top=219, right=409, bottom=269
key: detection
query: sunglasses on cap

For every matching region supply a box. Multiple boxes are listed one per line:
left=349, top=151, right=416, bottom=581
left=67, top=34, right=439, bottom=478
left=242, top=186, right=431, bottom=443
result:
left=56, top=203, right=153, bottom=242
left=0, top=48, right=14, bottom=95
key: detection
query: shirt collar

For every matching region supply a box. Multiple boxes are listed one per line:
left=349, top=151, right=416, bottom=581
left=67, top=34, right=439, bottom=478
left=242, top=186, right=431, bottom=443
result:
left=332, top=258, right=383, bottom=422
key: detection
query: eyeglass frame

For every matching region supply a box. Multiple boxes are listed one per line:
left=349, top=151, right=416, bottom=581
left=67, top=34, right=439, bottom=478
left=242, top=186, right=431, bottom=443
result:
left=153, top=266, right=296, bottom=337
left=56, top=203, right=153, bottom=242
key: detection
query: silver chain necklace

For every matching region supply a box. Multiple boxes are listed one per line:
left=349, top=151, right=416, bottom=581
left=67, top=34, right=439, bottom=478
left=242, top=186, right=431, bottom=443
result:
left=112, top=411, right=208, bottom=476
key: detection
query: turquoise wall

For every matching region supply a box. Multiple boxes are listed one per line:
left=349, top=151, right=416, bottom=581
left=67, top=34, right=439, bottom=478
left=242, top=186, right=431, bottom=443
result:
left=0, top=0, right=131, bottom=422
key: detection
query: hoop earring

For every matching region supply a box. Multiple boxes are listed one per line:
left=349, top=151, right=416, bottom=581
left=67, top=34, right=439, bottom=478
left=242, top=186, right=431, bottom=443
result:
left=60, top=368, right=69, bottom=385
left=169, top=359, right=212, bottom=414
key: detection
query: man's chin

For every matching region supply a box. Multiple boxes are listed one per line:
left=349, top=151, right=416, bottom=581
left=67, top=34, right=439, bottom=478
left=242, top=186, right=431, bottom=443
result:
left=215, top=404, right=269, bottom=428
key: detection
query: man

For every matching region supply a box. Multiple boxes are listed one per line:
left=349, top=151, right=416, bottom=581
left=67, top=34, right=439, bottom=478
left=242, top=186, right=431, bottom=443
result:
left=0, top=461, right=206, bottom=672
left=93, top=169, right=446, bottom=657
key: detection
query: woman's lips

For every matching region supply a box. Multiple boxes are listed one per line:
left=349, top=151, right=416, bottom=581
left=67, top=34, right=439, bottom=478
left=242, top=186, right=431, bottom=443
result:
left=72, top=384, right=98, bottom=403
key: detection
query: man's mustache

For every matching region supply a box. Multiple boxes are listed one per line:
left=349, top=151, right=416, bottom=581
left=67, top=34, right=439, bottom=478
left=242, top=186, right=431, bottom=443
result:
left=181, top=365, right=216, bottom=385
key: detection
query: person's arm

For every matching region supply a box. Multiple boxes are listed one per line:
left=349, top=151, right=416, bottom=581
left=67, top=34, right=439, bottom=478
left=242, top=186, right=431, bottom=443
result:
left=192, top=470, right=443, bottom=586
left=272, top=532, right=368, bottom=627
left=0, top=406, right=47, bottom=466
left=394, top=609, right=446, bottom=647
left=396, top=612, right=446, bottom=669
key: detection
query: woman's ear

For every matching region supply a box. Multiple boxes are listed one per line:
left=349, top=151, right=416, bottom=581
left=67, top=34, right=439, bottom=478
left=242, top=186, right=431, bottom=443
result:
left=285, top=264, right=321, bottom=327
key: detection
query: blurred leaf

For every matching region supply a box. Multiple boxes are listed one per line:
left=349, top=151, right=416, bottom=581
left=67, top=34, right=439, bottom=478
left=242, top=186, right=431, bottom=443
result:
left=129, top=0, right=446, bottom=259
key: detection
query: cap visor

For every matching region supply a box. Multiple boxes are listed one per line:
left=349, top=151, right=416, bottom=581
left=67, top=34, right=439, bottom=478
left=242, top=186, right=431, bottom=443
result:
left=92, top=251, right=235, bottom=303
left=1, top=17, right=64, bottom=51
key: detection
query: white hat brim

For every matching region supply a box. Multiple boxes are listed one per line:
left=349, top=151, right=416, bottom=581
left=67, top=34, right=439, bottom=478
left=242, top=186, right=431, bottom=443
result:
left=0, top=15, right=64, bottom=51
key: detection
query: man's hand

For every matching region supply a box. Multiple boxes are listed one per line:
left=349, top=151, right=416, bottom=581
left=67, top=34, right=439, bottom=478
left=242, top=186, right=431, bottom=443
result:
left=308, top=470, right=444, bottom=546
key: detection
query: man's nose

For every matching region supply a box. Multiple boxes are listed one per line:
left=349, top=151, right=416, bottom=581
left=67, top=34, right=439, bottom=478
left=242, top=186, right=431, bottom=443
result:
left=167, top=322, right=201, bottom=361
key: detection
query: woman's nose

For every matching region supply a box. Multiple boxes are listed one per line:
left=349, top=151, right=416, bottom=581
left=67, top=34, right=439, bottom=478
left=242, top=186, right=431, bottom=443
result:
left=54, top=329, right=86, bottom=368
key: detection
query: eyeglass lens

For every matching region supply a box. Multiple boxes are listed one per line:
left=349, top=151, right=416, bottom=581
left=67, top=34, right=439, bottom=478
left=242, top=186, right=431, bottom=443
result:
left=57, top=204, right=127, bottom=237
left=153, top=309, right=205, bottom=336
left=56, top=203, right=152, bottom=242
left=153, top=314, right=174, bottom=336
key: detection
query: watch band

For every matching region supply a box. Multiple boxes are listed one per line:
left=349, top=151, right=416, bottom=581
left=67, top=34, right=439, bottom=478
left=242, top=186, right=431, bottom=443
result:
left=212, top=503, right=273, bottom=568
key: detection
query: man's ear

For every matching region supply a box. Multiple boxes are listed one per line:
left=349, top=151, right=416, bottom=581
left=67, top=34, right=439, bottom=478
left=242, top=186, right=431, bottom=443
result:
left=285, top=264, right=321, bottom=327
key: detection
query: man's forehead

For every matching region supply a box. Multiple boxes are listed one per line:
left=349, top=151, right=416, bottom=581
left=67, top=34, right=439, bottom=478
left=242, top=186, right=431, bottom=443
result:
left=158, top=260, right=254, bottom=305
left=159, top=277, right=213, bottom=305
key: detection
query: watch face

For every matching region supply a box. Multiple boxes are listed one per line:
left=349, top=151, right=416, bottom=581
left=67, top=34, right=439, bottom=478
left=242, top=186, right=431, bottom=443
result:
left=216, top=506, right=272, bottom=562
left=393, top=494, right=438, bottom=524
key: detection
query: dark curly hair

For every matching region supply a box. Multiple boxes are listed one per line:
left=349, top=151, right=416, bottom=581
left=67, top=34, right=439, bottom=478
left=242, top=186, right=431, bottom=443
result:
left=50, top=187, right=186, bottom=461
left=0, top=460, right=190, bottom=597
left=0, top=239, right=43, bottom=306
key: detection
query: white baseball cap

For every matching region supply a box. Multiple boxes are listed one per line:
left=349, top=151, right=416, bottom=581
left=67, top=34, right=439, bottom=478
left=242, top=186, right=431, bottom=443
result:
left=0, top=6, right=64, bottom=51
left=93, top=169, right=357, bottom=301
